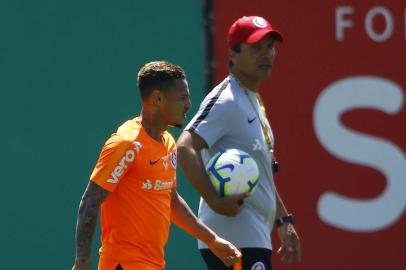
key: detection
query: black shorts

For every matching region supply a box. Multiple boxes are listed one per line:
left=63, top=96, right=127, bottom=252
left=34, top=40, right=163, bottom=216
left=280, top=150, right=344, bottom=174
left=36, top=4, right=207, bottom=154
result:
left=200, top=248, right=272, bottom=270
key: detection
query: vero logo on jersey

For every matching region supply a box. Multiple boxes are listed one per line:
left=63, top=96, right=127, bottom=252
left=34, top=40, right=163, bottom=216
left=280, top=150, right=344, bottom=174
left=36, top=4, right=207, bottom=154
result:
left=107, top=141, right=141, bottom=184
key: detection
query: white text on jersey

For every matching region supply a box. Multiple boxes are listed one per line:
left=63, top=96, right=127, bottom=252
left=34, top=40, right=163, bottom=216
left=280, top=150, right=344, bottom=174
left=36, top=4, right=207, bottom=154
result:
left=107, top=141, right=141, bottom=184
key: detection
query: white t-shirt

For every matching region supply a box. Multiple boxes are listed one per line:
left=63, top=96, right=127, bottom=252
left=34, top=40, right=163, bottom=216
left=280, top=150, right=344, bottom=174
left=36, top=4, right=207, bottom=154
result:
left=185, top=75, right=277, bottom=249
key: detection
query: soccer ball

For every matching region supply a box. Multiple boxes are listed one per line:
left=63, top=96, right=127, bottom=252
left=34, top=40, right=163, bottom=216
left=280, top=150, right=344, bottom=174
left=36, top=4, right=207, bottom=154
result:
left=206, top=149, right=259, bottom=197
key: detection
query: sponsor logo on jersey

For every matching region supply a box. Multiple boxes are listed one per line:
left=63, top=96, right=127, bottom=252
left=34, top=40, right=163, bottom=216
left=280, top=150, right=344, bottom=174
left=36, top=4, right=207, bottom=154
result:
left=107, top=141, right=141, bottom=184
left=248, top=116, right=257, bottom=123
left=141, top=178, right=174, bottom=191
left=142, top=179, right=153, bottom=190
left=149, top=155, right=171, bottom=170
left=149, top=158, right=160, bottom=165
left=252, top=138, right=264, bottom=151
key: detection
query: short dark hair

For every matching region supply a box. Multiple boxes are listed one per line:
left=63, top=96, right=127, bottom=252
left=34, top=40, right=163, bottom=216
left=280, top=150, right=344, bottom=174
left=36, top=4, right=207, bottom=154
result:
left=137, top=61, right=186, bottom=100
left=228, top=43, right=241, bottom=69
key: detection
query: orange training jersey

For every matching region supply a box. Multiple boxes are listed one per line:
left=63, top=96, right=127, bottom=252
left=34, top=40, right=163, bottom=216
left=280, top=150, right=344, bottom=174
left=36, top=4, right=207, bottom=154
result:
left=90, top=117, right=177, bottom=269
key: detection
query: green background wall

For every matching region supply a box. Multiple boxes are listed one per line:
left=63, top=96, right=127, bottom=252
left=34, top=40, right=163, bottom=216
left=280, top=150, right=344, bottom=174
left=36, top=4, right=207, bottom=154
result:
left=0, top=1, right=206, bottom=269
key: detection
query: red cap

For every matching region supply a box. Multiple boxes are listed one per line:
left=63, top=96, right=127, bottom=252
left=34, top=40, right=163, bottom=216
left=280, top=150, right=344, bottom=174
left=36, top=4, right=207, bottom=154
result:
left=227, top=16, right=283, bottom=48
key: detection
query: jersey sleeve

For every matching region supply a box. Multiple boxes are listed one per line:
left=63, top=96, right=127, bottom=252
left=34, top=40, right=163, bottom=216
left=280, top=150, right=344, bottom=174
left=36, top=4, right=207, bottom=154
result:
left=90, top=134, right=139, bottom=192
left=185, top=95, right=234, bottom=148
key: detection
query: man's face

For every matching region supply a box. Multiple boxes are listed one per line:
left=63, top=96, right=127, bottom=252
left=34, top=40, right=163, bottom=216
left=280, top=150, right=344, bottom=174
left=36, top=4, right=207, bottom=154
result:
left=159, top=79, right=192, bottom=128
left=231, top=35, right=277, bottom=82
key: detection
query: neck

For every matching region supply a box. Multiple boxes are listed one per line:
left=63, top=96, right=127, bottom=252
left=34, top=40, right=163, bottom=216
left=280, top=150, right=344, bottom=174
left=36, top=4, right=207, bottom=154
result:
left=140, top=109, right=167, bottom=141
left=230, top=70, right=261, bottom=92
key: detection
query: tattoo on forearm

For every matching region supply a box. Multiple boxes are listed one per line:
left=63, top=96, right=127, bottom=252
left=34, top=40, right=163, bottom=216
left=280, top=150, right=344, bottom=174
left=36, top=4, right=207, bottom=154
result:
left=75, top=182, right=109, bottom=258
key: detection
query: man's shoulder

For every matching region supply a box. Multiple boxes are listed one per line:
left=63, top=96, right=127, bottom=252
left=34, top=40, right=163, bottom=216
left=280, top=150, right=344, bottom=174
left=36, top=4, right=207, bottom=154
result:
left=203, top=77, right=240, bottom=106
left=116, top=117, right=142, bottom=141
left=103, top=118, right=142, bottom=150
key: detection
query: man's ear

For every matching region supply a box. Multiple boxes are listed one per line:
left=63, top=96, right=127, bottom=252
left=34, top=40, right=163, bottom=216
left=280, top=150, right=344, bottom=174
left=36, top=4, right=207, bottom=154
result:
left=151, top=89, right=162, bottom=105
left=229, top=49, right=238, bottom=66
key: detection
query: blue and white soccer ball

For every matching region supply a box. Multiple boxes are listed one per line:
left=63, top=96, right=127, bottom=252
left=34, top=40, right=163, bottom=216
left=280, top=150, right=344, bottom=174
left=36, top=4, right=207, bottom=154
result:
left=206, top=149, right=259, bottom=197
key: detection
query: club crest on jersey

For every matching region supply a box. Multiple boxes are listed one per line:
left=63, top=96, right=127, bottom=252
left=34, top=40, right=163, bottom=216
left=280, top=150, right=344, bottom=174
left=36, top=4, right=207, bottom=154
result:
left=170, top=151, right=177, bottom=169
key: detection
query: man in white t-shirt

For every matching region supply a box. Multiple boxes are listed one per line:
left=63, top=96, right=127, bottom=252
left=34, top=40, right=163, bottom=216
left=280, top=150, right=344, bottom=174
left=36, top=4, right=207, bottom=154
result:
left=177, top=16, right=301, bottom=270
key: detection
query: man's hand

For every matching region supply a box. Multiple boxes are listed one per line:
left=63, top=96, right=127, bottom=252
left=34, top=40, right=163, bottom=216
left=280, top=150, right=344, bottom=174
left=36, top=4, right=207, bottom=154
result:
left=208, top=192, right=249, bottom=216
left=71, top=257, right=90, bottom=270
left=170, top=190, right=241, bottom=266
left=207, top=235, right=242, bottom=267
left=277, top=223, right=301, bottom=263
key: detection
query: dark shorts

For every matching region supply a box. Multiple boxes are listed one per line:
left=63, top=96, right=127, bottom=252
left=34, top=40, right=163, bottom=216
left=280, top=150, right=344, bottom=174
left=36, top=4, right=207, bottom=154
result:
left=200, top=248, right=272, bottom=270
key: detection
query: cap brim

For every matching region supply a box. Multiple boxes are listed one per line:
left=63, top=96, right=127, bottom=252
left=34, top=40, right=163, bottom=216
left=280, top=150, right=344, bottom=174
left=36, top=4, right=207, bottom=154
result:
left=246, top=28, right=284, bottom=43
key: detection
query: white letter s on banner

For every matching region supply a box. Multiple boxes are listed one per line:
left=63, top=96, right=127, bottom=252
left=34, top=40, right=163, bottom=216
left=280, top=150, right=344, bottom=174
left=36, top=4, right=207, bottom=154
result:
left=314, top=76, right=406, bottom=232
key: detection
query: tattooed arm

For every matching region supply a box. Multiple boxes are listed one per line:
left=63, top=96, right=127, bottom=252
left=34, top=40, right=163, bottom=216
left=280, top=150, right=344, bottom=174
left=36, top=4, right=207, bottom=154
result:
left=72, top=181, right=110, bottom=270
left=170, top=190, right=241, bottom=267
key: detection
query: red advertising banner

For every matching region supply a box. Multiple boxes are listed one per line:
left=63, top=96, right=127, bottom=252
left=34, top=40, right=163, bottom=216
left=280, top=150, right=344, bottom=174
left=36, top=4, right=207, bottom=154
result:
left=211, top=1, right=406, bottom=269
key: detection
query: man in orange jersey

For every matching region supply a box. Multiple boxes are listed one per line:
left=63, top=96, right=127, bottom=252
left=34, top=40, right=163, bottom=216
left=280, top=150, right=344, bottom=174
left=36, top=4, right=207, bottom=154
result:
left=71, top=61, right=242, bottom=270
